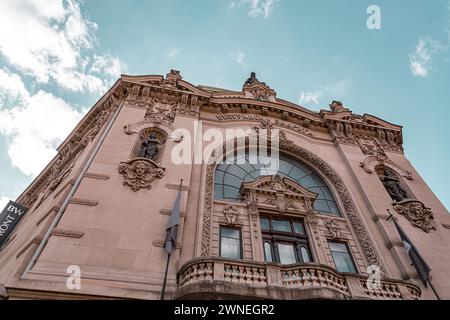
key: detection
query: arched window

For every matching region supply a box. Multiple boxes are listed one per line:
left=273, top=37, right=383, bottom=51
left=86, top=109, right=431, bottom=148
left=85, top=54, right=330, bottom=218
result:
left=214, top=151, right=340, bottom=216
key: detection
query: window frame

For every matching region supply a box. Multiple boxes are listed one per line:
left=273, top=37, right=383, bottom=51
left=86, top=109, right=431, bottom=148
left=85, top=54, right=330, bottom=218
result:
left=260, top=216, right=313, bottom=265
left=328, top=241, right=358, bottom=274
left=219, top=226, right=243, bottom=260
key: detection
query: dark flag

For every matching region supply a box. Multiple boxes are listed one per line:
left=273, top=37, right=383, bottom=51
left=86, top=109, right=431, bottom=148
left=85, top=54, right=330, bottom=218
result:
left=164, top=185, right=182, bottom=254
left=391, top=214, right=431, bottom=287
left=0, top=201, right=28, bottom=248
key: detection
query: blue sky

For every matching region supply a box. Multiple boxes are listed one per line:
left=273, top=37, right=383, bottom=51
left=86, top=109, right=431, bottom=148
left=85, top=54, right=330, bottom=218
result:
left=0, top=0, right=449, bottom=211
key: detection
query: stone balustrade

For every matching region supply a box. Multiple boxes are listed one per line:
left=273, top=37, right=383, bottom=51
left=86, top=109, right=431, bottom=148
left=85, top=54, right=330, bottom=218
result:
left=176, top=257, right=421, bottom=300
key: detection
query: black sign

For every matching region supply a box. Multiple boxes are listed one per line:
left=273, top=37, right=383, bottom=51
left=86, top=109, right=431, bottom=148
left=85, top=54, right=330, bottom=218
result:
left=0, top=201, right=28, bottom=248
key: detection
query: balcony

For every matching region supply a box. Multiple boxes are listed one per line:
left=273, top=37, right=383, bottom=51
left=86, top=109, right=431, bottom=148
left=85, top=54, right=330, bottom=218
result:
left=175, top=257, right=421, bottom=300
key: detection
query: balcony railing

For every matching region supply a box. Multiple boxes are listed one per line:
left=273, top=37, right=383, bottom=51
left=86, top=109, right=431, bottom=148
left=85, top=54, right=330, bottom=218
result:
left=177, top=257, right=421, bottom=300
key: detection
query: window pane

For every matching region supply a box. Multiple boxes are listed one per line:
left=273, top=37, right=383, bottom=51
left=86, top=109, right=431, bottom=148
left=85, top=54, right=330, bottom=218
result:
left=221, top=228, right=240, bottom=239
left=272, top=220, right=292, bottom=232
left=300, top=247, right=310, bottom=263
left=287, top=166, right=308, bottom=181
left=322, top=187, right=335, bottom=200
left=277, top=243, right=297, bottom=264
left=223, top=186, right=240, bottom=199
left=329, top=242, right=356, bottom=273
left=298, top=175, right=317, bottom=189
left=221, top=238, right=241, bottom=259
left=314, top=199, right=331, bottom=213
left=329, top=242, right=348, bottom=253
left=223, top=174, right=243, bottom=188
left=332, top=252, right=356, bottom=273
left=264, top=242, right=273, bottom=262
left=293, top=222, right=305, bottom=234
left=220, top=227, right=241, bottom=259
left=327, top=201, right=340, bottom=216
left=260, top=218, right=270, bottom=230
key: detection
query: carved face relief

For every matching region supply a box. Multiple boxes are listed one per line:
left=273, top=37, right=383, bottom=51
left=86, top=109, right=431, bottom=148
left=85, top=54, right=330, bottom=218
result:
left=118, top=159, right=165, bottom=191
left=393, top=200, right=435, bottom=233
left=135, top=163, right=147, bottom=176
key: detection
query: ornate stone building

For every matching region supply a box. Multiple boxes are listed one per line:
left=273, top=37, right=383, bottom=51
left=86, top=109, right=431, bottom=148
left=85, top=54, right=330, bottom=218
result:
left=1, top=70, right=449, bottom=300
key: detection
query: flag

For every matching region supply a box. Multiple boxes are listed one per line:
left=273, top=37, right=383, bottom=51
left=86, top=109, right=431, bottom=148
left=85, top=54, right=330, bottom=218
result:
left=391, top=216, right=431, bottom=287
left=164, top=186, right=182, bottom=254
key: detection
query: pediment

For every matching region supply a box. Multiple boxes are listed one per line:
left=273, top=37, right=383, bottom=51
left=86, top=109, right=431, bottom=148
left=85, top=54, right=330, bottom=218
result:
left=239, top=174, right=317, bottom=200
left=121, top=71, right=209, bottom=96
left=322, top=109, right=401, bottom=131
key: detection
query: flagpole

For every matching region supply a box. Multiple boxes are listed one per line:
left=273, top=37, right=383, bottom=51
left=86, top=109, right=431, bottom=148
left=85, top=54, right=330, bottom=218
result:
left=160, top=179, right=183, bottom=301
left=387, top=209, right=441, bottom=300
left=427, top=279, right=441, bottom=300
left=160, top=252, right=171, bottom=300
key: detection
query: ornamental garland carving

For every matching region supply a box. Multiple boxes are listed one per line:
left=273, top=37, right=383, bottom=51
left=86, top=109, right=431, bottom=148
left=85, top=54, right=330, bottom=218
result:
left=118, top=158, right=165, bottom=191
left=201, top=131, right=385, bottom=274
left=393, top=200, right=436, bottom=233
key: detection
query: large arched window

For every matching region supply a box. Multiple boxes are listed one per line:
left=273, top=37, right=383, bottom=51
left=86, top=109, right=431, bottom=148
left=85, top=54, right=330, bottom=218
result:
left=214, top=151, right=340, bottom=216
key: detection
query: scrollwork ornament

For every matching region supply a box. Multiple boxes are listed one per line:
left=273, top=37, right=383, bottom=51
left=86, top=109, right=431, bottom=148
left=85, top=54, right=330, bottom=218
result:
left=393, top=200, right=436, bottom=233
left=118, top=158, right=165, bottom=191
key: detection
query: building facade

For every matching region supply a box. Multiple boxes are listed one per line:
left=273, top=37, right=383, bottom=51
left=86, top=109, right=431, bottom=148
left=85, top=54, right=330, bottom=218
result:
left=0, top=70, right=449, bottom=300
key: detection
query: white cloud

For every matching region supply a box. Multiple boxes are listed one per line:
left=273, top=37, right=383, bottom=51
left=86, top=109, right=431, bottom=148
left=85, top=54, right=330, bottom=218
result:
left=0, top=69, right=83, bottom=177
left=230, top=0, right=279, bottom=18
left=0, top=69, right=29, bottom=105
left=0, top=196, right=10, bottom=210
left=0, top=0, right=125, bottom=93
left=409, top=37, right=444, bottom=78
left=167, top=49, right=180, bottom=59
left=298, top=91, right=321, bottom=105
left=229, top=51, right=247, bottom=67
left=298, top=80, right=351, bottom=106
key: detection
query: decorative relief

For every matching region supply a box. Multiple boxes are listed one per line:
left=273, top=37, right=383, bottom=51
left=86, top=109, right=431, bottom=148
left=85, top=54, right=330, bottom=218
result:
left=240, top=174, right=317, bottom=215
left=144, top=98, right=177, bottom=124
left=306, top=209, right=318, bottom=229
left=329, top=101, right=349, bottom=113
left=243, top=72, right=276, bottom=101
left=118, top=158, right=165, bottom=191
left=274, top=119, right=314, bottom=138
left=201, top=164, right=215, bottom=256
left=246, top=198, right=259, bottom=220
left=357, top=137, right=413, bottom=180
left=326, top=103, right=403, bottom=153
left=360, top=156, right=413, bottom=181
left=325, top=219, right=342, bottom=239
left=223, top=204, right=239, bottom=225
left=393, top=200, right=435, bottom=233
